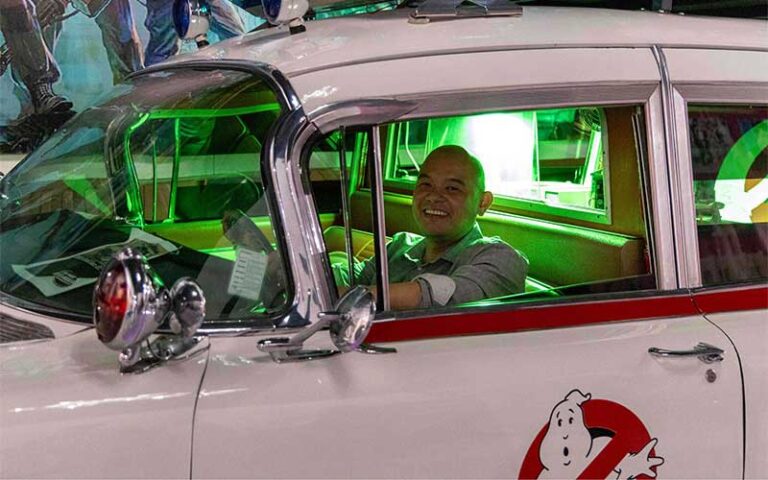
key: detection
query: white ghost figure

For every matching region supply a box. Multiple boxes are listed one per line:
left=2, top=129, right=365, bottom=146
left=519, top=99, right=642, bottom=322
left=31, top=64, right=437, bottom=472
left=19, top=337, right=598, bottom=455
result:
left=537, top=389, right=664, bottom=479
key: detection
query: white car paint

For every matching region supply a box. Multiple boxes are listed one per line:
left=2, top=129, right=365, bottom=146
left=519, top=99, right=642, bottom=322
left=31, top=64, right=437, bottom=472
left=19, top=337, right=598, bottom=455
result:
left=192, top=313, right=741, bottom=478
left=0, top=325, right=207, bottom=478
left=702, top=310, right=768, bottom=479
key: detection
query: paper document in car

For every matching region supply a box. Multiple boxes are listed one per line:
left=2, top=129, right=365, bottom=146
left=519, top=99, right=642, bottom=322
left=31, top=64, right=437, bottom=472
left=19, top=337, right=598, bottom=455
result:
left=12, top=229, right=178, bottom=297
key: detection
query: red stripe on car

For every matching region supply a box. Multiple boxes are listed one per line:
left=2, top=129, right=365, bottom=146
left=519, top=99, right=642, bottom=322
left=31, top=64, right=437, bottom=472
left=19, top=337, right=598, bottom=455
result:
left=367, top=294, right=699, bottom=343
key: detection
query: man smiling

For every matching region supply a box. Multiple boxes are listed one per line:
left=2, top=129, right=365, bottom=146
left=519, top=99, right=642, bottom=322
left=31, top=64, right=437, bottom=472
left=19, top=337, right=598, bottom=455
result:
left=350, top=145, right=528, bottom=310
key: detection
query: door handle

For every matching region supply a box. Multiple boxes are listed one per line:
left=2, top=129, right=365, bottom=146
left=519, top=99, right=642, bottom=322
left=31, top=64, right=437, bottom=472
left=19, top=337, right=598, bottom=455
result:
left=648, top=342, right=724, bottom=364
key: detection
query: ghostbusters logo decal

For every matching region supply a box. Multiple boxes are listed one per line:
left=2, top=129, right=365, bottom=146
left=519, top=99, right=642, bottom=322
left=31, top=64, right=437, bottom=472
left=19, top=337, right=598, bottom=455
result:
left=519, top=389, right=664, bottom=479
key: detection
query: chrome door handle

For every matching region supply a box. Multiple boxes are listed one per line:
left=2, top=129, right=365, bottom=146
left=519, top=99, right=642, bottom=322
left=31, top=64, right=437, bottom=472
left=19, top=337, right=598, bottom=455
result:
left=648, top=342, right=724, bottom=364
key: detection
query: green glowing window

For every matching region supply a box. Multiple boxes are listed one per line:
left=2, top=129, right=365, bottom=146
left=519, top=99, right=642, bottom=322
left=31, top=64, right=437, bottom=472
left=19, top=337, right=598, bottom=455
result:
left=689, top=104, right=768, bottom=286
left=384, top=107, right=608, bottom=223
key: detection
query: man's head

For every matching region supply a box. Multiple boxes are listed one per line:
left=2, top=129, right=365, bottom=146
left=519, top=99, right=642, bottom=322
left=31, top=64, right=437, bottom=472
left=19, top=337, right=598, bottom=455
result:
left=412, top=145, right=493, bottom=246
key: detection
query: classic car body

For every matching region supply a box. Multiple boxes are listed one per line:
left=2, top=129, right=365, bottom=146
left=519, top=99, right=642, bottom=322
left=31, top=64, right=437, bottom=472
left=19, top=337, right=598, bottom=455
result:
left=1, top=5, right=766, bottom=479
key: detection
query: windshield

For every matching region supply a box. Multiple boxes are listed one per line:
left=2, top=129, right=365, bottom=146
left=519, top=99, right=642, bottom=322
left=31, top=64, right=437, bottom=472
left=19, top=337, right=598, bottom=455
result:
left=0, top=69, right=289, bottom=324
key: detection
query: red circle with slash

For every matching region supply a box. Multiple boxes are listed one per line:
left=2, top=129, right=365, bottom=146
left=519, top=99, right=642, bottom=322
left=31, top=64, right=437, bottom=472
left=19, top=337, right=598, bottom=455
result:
left=518, top=399, right=659, bottom=479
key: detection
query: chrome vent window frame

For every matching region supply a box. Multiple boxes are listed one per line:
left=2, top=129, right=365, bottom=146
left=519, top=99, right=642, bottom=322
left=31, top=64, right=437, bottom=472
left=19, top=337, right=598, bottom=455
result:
left=127, top=59, right=302, bottom=112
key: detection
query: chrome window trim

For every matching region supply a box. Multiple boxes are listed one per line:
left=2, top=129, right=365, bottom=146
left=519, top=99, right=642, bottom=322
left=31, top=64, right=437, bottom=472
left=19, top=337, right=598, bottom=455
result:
left=127, top=59, right=302, bottom=112
left=674, top=83, right=768, bottom=104
left=668, top=82, right=768, bottom=289
left=652, top=45, right=688, bottom=289
left=670, top=87, right=702, bottom=287
left=395, top=83, right=658, bottom=120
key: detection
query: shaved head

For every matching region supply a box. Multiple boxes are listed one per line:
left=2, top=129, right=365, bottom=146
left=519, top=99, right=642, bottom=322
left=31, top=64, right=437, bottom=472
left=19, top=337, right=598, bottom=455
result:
left=424, top=145, right=486, bottom=194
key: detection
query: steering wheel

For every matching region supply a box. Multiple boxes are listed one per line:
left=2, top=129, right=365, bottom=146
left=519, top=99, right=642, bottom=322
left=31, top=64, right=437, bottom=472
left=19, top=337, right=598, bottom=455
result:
left=222, top=209, right=273, bottom=253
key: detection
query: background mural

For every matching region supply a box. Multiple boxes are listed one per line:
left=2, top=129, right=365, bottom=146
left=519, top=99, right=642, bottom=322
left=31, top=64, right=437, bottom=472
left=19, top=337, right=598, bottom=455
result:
left=0, top=0, right=263, bottom=152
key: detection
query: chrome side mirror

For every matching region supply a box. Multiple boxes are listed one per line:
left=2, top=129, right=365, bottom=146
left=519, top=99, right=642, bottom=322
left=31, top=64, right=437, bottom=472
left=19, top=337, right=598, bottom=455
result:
left=258, top=286, right=391, bottom=363
left=94, top=248, right=207, bottom=373
left=329, top=286, right=375, bottom=352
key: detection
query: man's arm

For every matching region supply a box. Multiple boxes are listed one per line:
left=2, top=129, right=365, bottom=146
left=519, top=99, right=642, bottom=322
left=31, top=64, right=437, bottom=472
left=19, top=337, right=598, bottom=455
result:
left=368, top=282, right=423, bottom=311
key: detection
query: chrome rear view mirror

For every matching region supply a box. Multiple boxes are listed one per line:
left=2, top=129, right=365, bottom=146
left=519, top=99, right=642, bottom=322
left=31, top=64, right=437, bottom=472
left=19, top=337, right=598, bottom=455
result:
left=94, top=248, right=207, bottom=373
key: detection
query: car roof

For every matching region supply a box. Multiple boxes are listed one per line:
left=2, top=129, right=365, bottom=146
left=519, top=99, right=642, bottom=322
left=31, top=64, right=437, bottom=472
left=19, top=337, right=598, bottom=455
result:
left=169, top=6, right=766, bottom=78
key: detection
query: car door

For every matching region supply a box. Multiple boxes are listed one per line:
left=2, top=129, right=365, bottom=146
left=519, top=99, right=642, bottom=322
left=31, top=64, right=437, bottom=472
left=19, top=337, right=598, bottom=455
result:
left=190, top=48, right=744, bottom=478
left=663, top=47, right=768, bottom=478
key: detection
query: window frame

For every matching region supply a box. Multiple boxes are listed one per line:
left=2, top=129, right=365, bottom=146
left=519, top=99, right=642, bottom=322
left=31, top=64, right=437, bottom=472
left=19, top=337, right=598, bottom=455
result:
left=670, top=82, right=768, bottom=289
left=303, top=83, right=678, bottom=327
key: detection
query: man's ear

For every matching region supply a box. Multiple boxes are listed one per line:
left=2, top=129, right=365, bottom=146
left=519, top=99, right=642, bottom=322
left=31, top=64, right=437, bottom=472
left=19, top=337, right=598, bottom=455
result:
left=478, top=191, right=493, bottom=215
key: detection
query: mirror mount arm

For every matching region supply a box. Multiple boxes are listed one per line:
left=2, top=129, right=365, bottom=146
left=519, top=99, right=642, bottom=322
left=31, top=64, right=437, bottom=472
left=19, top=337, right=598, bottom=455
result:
left=257, top=286, right=395, bottom=363
left=257, top=311, right=341, bottom=363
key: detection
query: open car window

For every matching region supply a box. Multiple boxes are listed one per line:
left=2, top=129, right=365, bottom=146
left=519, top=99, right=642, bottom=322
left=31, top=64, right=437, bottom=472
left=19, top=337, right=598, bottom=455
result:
left=311, top=104, right=656, bottom=312
left=0, top=69, right=289, bottom=325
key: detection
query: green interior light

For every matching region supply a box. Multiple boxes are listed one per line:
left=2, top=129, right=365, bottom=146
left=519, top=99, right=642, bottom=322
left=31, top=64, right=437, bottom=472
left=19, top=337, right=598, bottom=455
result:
left=426, top=112, right=536, bottom=193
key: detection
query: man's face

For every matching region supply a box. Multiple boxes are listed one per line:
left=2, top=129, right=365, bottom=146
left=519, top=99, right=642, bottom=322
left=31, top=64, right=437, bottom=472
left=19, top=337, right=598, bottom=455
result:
left=411, top=151, right=483, bottom=244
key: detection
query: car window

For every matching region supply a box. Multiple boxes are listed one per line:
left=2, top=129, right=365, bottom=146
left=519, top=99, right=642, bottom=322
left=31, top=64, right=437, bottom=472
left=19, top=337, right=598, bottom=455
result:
left=0, top=69, right=289, bottom=325
left=385, top=107, right=609, bottom=224
left=689, top=104, right=768, bottom=286
left=308, top=129, right=378, bottom=291
left=311, top=104, right=655, bottom=311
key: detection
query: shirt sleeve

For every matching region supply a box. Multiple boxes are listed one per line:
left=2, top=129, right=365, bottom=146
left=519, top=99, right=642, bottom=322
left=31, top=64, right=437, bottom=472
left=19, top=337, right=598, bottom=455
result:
left=445, top=243, right=529, bottom=305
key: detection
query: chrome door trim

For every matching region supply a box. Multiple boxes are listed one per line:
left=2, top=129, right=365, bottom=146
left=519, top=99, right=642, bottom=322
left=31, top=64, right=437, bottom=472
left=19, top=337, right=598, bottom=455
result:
left=669, top=86, right=702, bottom=286
left=127, top=59, right=302, bottom=112
left=652, top=45, right=687, bottom=289
left=264, top=107, right=333, bottom=328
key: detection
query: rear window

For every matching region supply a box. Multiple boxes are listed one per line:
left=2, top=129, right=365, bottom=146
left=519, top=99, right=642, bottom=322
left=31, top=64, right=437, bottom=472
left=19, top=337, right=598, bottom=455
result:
left=689, top=104, right=768, bottom=286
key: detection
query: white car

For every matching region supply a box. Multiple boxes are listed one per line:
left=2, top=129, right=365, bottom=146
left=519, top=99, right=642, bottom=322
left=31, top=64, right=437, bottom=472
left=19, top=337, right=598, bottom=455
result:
left=1, top=4, right=766, bottom=479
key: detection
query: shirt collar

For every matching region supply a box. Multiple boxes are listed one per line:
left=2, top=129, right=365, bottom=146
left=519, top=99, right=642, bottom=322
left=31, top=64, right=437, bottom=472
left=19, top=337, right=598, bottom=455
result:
left=404, top=223, right=483, bottom=265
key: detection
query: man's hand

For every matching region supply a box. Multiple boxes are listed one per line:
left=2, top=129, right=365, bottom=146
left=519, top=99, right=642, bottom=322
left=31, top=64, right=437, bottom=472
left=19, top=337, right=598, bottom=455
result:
left=36, top=0, right=69, bottom=27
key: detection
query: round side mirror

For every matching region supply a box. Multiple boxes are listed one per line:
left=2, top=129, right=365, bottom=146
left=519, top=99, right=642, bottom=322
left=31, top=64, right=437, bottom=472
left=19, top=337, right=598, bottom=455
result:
left=329, top=286, right=375, bottom=353
left=93, top=248, right=169, bottom=351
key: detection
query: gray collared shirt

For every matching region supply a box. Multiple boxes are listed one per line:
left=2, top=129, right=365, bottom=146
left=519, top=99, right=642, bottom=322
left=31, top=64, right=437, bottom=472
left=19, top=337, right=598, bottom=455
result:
left=344, top=224, right=528, bottom=308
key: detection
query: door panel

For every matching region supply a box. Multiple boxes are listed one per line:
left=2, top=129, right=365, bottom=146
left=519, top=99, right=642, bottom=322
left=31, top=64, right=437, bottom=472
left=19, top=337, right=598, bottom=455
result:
left=693, top=286, right=768, bottom=479
left=192, top=310, right=741, bottom=478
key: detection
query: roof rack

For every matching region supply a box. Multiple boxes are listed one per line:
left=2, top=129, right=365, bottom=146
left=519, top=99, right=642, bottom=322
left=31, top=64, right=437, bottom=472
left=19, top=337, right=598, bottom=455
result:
left=409, top=0, right=522, bottom=22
